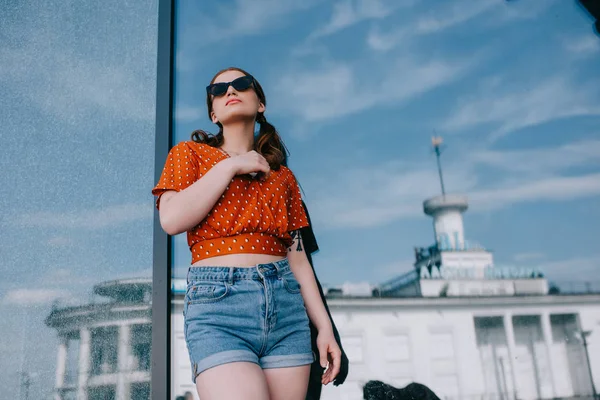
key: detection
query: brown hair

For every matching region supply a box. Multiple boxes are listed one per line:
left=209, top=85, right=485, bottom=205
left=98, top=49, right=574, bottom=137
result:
left=190, top=67, right=288, bottom=170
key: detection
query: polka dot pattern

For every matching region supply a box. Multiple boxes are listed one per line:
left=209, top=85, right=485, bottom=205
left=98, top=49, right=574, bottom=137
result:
left=152, top=141, right=309, bottom=263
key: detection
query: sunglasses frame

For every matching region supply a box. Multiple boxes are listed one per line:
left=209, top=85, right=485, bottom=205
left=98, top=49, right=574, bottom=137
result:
left=206, top=75, right=255, bottom=97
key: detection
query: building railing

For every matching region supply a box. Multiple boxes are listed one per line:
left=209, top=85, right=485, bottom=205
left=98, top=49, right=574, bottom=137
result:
left=550, top=281, right=600, bottom=295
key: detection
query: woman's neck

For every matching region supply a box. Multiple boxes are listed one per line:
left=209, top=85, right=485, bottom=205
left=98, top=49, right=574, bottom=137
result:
left=221, top=121, right=255, bottom=154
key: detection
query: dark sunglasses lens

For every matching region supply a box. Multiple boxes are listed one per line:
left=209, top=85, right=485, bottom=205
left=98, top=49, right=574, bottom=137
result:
left=208, top=83, right=228, bottom=96
left=232, top=76, right=253, bottom=91
left=207, top=76, right=253, bottom=96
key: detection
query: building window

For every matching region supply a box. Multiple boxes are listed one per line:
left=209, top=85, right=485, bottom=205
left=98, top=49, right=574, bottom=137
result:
left=384, top=334, right=410, bottom=362
left=474, top=317, right=513, bottom=399
left=131, top=382, right=151, bottom=400
left=429, top=332, right=460, bottom=399
left=132, top=324, right=152, bottom=371
left=90, top=326, right=118, bottom=375
left=65, top=332, right=80, bottom=386
left=59, top=389, right=78, bottom=400
left=344, top=335, right=365, bottom=364
left=88, top=385, right=116, bottom=400
left=550, top=314, right=578, bottom=344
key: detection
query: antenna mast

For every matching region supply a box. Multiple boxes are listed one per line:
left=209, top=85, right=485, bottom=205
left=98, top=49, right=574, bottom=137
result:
left=431, top=136, right=446, bottom=196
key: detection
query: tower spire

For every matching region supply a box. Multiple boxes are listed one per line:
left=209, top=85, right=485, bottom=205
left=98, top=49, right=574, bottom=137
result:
left=431, top=136, right=446, bottom=196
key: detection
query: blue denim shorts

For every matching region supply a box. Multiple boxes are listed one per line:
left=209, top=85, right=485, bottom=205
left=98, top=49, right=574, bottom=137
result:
left=184, top=258, right=315, bottom=383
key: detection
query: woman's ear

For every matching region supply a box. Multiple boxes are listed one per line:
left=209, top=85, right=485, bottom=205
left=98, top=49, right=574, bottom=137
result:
left=210, top=111, right=218, bottom=124
left=258, top=102, right=266, bottom=113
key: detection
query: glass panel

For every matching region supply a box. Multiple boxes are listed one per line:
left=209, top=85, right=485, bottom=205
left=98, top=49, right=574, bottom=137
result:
left=91, top=326, right=119, bottom=376
left=131, top=324, right=152, bottom=372
left=1, top=1, right=158, bottom=399
left=170, top=0, right=600, bottom=399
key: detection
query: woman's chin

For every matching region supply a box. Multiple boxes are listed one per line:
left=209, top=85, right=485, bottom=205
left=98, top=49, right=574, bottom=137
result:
left=219, top=112, right=258, bottom=126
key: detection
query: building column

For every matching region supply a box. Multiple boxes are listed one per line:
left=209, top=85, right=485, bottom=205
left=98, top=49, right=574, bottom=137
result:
left=78, top=328, right=90, bottom=400
left=55, top=335, right=68, bottom=389
left=116, top=324, right=131, bottom=400
left=504, top=313, right=519, bottom=400
left=541, top=312, right=558, bottom=397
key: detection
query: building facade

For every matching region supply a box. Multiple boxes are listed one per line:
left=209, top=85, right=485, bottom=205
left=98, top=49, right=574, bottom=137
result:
left=46, top=279, right=152, bottom=400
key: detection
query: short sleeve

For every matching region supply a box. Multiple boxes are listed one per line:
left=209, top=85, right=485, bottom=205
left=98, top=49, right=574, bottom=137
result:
left=286, top=170, right=309, bottom=232
left=151, top=141, right=201, bottom=209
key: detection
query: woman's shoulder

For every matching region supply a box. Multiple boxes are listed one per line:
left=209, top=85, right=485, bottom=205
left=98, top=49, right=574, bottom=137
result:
left=172, top=140, right=220, bottom=158
left=277, top=165, right=299, bottom=184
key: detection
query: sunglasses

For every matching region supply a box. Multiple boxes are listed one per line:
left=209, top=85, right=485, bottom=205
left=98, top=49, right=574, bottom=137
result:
left=206, top=75, right=255, bottom=97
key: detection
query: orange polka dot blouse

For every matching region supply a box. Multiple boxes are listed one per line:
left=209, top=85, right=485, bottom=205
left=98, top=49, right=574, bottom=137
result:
left=152, top=141, right=309, bottom=263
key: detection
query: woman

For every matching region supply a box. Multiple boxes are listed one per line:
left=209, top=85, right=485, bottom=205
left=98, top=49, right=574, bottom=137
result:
left=152, top=67, right=342, bottom=400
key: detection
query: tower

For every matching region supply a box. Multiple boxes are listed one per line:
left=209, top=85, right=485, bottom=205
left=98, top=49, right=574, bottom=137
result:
left=413, top=137, right=491, bottom=274
left=424, top=137, right=469, bottom=251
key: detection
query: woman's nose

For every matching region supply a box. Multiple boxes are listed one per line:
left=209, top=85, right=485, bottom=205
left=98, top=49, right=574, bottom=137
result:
left=226, top=84, right=237, bottom=96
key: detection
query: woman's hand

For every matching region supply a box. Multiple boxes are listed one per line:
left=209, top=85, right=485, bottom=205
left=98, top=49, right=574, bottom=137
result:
left=316, top=329, right=342, bottom=385
left=228, top=150, right=270, bottom=178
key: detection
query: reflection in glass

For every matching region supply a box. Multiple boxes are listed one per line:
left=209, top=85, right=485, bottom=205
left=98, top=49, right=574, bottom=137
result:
left=131, top=325, right=152, bottom=372
left=1, top=0, right=158, bottom=397
left=91, top=326, right=119, bottom=376
left=46, top=279, right=152, bottom=398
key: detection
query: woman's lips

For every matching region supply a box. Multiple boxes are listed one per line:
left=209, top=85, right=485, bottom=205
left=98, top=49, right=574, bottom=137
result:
left=226, top=99, right=241, bottom=106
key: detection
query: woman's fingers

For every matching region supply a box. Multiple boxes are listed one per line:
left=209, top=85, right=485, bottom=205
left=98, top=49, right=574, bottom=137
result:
left=320, top=344, right=342, bottom=385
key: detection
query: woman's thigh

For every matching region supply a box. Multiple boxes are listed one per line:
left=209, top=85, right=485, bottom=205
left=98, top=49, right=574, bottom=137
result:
left=195, top=362, right=270, bottom=400
left=264, top=365, right=311, bottom=400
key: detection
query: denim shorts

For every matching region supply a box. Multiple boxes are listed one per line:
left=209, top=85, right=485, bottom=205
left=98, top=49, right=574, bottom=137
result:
left=183, top=258, right=315, bottom=383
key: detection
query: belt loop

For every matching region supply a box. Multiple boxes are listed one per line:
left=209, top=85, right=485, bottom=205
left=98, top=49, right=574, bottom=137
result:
left=227, top=267, right=234, bottom=285
left=186, top=268, right=190, bottom=284
left=273, top=260, right=282, bottom=277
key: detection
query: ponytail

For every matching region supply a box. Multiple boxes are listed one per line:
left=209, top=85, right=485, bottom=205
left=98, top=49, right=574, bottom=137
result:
left=255, top=112, right=288, bottom=170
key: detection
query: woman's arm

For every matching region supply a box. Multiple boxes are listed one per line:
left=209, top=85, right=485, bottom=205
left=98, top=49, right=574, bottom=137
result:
left=287, top=230, right=341, bottom=384
left=159, top=151, right=270, bottom=235
left=158, top=159, right=237, bottom=235
left=286, top=230, right=333, bottom=333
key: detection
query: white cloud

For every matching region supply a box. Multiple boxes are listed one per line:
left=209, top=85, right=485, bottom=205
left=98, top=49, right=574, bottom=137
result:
left=366, top=0, right=499, bottom=51
left=486, top=0, right=557, bottom=26
left=415, top=0, right=499, bottom=35
left=17, top=203, right=153, bottom=230
left=182, top=0, right=321, bottom=49
left=310, top=0, right=402, bottom=39
left=563, top=35, right=600, bottom=55
left=2, top=289, right=74, bottom=306
left=307, top=140, right=600, bottom=229
left=274, top=55, right=472, bottom=122
left=471, top=139, right=600, bottom=175
left=469, top=173, right=600, bottom=212
left=444, top=76, right=600, bottom=141
left=308, top=159, right=476, bottom=229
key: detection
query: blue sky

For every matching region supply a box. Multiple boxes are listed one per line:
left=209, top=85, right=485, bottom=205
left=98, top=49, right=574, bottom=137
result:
left=1, top=0, right=599, bottom=398
left=172, top=0, right=600, bottom=287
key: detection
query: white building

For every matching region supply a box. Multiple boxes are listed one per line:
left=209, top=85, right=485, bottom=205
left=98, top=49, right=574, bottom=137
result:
left=48, top=194, right=600, bottom=400
left=46, top=279, right=152, bottom=400
left=170, top=193, right=600, bottom=400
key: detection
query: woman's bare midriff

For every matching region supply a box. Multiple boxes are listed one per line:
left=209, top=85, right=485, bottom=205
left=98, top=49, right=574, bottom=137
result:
left=192, top=253, right=286, bottom=268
